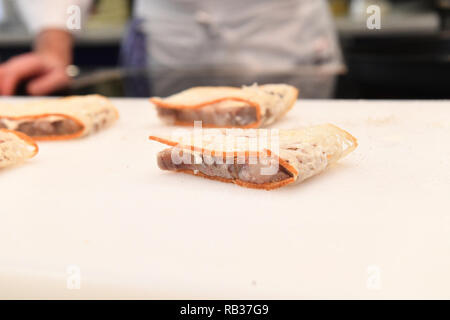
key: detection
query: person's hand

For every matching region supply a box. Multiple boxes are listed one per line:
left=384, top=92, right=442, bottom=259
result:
left=0, top=52, right=71, bottom=96
left=0, top=29, right=73, bottom=96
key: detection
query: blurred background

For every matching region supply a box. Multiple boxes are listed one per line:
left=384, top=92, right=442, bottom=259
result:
left=0, top=0, right=449, bottom=99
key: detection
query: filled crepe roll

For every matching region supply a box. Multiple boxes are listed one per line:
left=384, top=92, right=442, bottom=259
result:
left=150, top=84, right=298, bottom=128
left=0, top=129, right=38, bottom=169
left=0, top=95, right=119, bottom=141
left=150, top=124, right=357, bottom=190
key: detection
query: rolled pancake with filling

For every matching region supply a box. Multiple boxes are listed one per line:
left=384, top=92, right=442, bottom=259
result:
left=150, top=124, right=358, bottom=190
left=0, top=95, right=119, bottom=141
left=150, top=84, right=298, bottom=128
left=0, top=129, right=38, bottom=169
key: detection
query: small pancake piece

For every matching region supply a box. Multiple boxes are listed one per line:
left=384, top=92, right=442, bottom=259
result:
left=0, top=95, right=119, bottom=140
left=0, top=129, right=38, bottom=169
left=150, top=84, right=298, bottom=128
left=149, top=124, right=358, bottom=190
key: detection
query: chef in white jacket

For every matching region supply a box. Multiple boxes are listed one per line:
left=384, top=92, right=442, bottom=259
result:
left=0, top=0, right=342, bottom=97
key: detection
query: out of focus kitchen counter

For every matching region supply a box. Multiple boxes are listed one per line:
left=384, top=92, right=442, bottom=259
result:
left=336, top=12, right=440, bottom=36
left=0, top=25, right=125, bottom=67
left=0, top=25, right=125, bottom=46
left=0, top=10, right=440, bottom=46
left=0, top=98, right=449, bottom=299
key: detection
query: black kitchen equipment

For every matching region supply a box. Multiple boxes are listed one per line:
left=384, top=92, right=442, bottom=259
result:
left=434, top=0, right=450, bottom=30
left=337, top=0, right=450, bottom=99
left=340, top=33, right=450, bottom=99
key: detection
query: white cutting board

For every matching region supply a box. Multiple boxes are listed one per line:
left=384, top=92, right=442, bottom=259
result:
left=1, top=98, right=449, bottom=299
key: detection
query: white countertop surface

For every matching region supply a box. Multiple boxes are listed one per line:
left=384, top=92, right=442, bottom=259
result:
left=1, top=98, right=450, bottom=299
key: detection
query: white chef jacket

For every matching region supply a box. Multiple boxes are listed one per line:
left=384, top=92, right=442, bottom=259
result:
left=15, top=0, right=342, bottom=71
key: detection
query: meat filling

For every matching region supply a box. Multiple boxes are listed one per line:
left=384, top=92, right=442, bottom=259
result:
left=157, top=103, right=258, bottom=127
left=157, top=148, right=292, bottom=185
left=0, top=118, right=82, bottom=137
